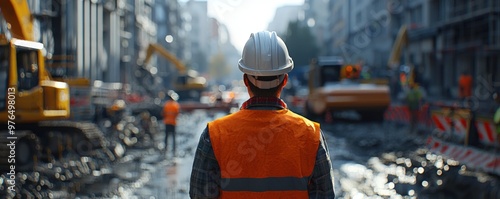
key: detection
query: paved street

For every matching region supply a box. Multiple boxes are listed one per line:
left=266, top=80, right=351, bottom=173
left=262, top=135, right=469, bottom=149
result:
left=3, top=110, right=499, bottom=199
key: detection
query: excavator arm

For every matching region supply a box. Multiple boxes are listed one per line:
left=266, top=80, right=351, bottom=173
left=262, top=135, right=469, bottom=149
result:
left=0, top=0, right=34, bottom=41
left=139, top=43, right=206, bottom=92
left=387, top=25, right=416, bottom=89
left=143, top=43, right=186, bottom=74
left=387, top=25, right=408, bottom=69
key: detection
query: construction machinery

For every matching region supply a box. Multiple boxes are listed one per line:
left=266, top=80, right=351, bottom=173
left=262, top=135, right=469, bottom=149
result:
left=388, top=25, right=417, bottom=93
left=0, top=0, right=116, bottom=173
left=135, top=43, right=237, bottom=113
left=137, top=43, right=207, bottom=98
left=305, top=56, right=391, bottom=121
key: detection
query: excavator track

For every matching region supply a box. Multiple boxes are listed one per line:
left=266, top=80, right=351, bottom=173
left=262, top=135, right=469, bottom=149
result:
left=0, top=120, right=118, bottom=173
left=38, top=121, right=107, bottom=156
left=0, top=121, right=122, bottom=198
left=0, top=130, right=41, bottom=172
left=37, top=120, right=117, bottom=161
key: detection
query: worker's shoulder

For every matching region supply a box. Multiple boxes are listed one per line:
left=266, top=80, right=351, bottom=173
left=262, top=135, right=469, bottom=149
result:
left=209, top=111, right=238, bottom=124
left=210, top=109, right=317, bottom=123
left=286, top=110, right=320, bottom=126
left=285, top=109, right=306, bottom=118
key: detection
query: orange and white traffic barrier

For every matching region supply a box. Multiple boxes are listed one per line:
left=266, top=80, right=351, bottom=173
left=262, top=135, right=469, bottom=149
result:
left=427, top=136, right=500, bottom=175
left=431, top=109, right=470, bottom=142
left=475, top=118, right=498, bottom=147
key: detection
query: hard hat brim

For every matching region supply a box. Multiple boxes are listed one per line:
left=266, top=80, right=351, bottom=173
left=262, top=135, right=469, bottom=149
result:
left=238, top=58, right=294, bottom=76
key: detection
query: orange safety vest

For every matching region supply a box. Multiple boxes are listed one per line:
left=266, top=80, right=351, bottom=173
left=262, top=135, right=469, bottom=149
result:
left=459, top=75, right=473, bottom=98
left=209, top=109, right=320, bottom=199
left=162, top=100, right=180, bottom=125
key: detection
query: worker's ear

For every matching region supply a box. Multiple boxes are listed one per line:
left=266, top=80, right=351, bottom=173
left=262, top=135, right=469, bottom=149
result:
left=280, top=74, right=288, bottom=89
left=243, top=74, right=249, bottom=87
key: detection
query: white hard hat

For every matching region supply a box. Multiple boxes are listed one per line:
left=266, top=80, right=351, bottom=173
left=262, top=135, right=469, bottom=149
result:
left=238, top=31, right=293, bottom=88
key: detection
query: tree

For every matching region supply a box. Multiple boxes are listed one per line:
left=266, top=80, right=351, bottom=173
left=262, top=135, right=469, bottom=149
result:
left=281, top=21, right=319, bottom=67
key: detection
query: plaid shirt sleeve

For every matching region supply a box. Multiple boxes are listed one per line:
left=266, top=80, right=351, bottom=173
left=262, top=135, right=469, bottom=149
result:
left=189, top=127, right=221, bottom=199
left=308, top=130, right=335, bottom=199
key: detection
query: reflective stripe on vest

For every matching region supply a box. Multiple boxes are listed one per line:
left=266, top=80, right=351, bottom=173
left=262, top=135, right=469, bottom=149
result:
left=209, top=109, right=320, bottom=198
left=221, top=176, right=309, bottom=192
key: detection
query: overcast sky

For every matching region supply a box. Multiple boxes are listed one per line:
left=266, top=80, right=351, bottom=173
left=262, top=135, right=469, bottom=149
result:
left=207, top=0, right=304, bottom=52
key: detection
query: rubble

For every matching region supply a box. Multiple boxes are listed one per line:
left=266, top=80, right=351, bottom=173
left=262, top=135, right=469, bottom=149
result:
left=2, top=110, right=499, bottom=198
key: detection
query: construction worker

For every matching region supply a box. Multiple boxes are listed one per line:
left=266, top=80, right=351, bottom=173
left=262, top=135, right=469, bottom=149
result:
left=162, top=90, right=180, bottom=157
left=405, top=82, right=424, bottom=134
left=458, top=70, right=473, bottom=99
left=189, top=31, right=335, bottom=198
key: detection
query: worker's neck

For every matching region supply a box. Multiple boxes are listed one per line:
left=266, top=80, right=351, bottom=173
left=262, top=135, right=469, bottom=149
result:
left=248, top=93, right=281, bottom=99
left=246, top=86, right=282, bottom=98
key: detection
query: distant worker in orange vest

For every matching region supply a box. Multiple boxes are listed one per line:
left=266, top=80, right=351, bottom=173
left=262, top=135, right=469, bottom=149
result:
left=162, top=90, right=180, bottom=158
left=189, top=31, right=335, bottom=198
left=459, top=70, right=473, bottom=99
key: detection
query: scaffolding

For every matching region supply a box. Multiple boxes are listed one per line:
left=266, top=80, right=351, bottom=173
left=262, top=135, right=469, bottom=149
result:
left=443, top=0, right=500, bottom=50
left=436, top=0, right=500, bottom=102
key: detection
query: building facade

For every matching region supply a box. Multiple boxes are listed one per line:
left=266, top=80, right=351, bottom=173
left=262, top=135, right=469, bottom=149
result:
left=405, top=0, right=500, bottom=101
left=322, top=0, right=499, bottom=103
left=324, top=0, right=393, bottom=66
left=153, top=0, right=185, bottom=89
left=267, top=5, right=301, bottom=35
left=182, top=0, right=209, bottom=74
left=26, top=0, right=158, bottom=85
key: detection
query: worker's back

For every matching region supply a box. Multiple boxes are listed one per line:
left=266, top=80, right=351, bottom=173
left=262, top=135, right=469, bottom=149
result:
left=208, top=109, right=320, bottom=198
left=163, top=100, right=180, bottom=125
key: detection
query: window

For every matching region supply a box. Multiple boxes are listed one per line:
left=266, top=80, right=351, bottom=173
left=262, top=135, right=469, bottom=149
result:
left=16, top=47, right=39, bottom=91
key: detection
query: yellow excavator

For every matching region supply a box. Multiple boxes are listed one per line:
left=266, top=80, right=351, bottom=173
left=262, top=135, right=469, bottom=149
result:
left=0, top=0, right=114, bottom=172
left=135, top=43, right=239, bottom=113
left=388, top=25, right=416, bottom=91
left=139, top=43, right=206, bottom=95
left=136, top=43, right=214, bottom=111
